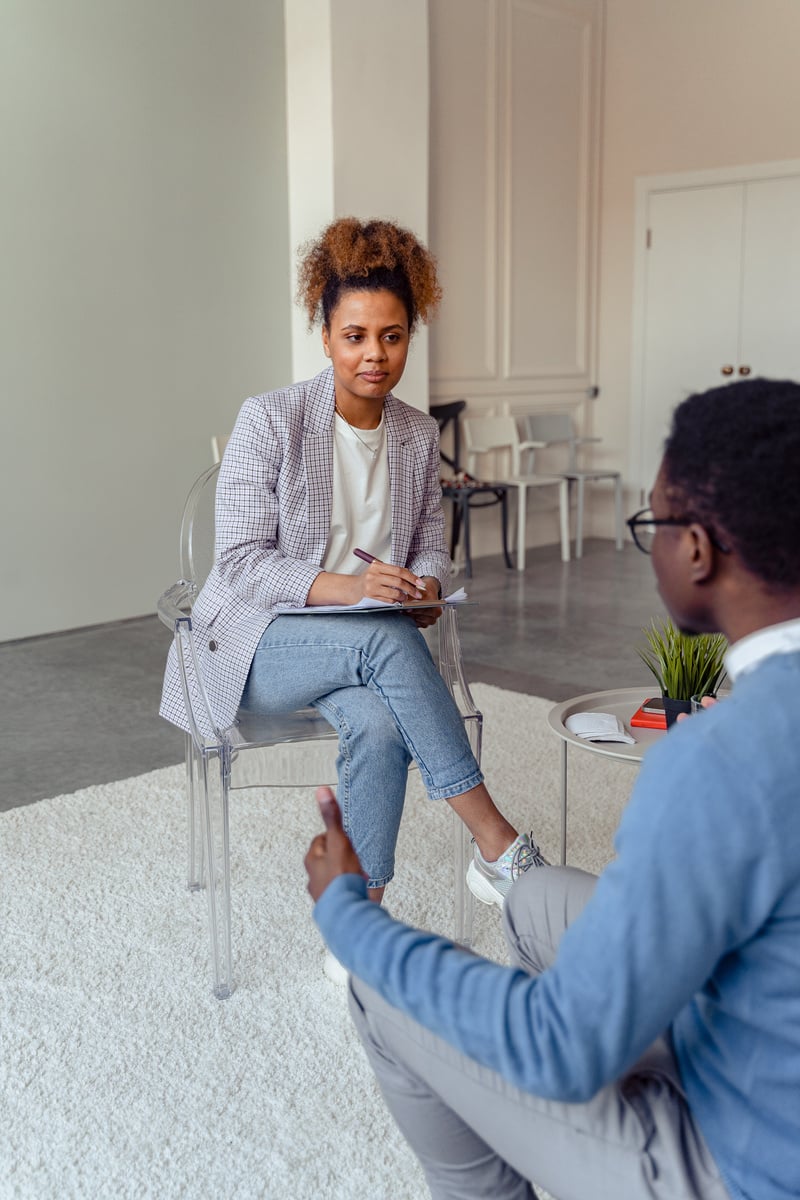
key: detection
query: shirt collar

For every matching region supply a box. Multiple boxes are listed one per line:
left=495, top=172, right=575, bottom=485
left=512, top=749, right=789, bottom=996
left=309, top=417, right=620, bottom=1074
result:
left=725, top=617, right=800, bottom=682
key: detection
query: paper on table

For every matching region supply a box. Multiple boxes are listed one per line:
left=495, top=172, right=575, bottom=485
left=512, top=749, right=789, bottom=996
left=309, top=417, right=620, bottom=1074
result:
left=274, top=587, right=470, bottom=615
left=564, top=712, right=635, bottom=744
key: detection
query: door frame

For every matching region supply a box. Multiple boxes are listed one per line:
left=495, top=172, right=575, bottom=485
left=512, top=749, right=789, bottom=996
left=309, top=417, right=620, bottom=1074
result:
left=629, top=157, right=800, bottom=501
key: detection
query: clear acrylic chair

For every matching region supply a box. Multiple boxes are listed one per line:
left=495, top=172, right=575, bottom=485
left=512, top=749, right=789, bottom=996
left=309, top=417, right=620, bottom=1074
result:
left=157, top=462, right=480, bottom=998
left=461, top=414, right=570, bottom=570
left=520, top=412, right=624, bottom=558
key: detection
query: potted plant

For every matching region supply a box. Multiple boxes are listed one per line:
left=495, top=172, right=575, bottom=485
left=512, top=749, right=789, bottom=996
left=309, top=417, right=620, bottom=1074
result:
left=637, top=617, right=728, bottom=726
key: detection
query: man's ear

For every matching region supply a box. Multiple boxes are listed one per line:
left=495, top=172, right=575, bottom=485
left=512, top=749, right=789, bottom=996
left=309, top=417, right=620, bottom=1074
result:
left=687, top=523, right=716, bottom=584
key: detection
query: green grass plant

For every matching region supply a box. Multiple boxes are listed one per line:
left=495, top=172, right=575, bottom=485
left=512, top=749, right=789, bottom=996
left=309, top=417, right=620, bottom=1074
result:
left=637, top=617, right=728, bottom=701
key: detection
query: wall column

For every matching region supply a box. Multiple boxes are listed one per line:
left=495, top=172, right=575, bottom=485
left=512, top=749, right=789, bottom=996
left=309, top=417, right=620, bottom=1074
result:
left=284, top=0, right=431, bottom=409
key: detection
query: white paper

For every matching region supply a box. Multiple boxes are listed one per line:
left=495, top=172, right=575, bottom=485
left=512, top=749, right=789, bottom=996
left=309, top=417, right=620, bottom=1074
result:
left=274, top=587, right=469, bottom=615
left=565, top=712, right=635, bottom=744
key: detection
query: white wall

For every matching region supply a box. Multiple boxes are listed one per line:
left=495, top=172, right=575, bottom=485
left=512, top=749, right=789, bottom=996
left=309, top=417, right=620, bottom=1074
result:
left=1, top=0, right=292, bottom=640
left=595, top=0, right=800, bottom=519
left=332, top=0, right=431, bottom=412
left=284, top=0, right=335, bottom=381
left=427, top=0, right=800, bottom=558
left=12, top=1, right=794, bottom=630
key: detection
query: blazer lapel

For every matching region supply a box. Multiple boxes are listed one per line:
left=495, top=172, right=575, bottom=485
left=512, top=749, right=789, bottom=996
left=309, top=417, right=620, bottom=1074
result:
left=302, top=369, right=336, bottom=561
left=384, top=396, right=416, bottom=565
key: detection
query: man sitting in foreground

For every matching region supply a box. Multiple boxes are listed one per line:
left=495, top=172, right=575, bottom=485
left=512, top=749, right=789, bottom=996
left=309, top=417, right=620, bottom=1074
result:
left=305, top=378, right=800, bottom=1200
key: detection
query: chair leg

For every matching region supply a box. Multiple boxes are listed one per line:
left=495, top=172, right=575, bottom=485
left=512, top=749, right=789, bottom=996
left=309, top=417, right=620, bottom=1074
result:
left=186, top=733, right=204, bottom=891
left=454, top=708, right=481, bottom=947
left=515, top=485, right=527, bottom=571
left=559, top=479, right=571, bottom=563
left=199, top=744, right=234, bottom=999
left=449, top=497, right=462, bottom=562
left=453, top=812, right=474, bottom=946
left=560, top=739, right=568, bottom=866
left=462, top=497, right=473, bottom=578
left=614, top=476, right=624, bottom=550
left=574, top=477, right=586, bottom=558
left=436, top=608, right=477, bottom=947
left=499, top=489, right=513, bottom=569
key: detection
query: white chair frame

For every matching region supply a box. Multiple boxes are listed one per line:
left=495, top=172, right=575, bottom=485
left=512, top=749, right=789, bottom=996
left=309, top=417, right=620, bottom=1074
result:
left=462, top=415, right=570, bottom=570
left=520, top=412, right=624, bottom=558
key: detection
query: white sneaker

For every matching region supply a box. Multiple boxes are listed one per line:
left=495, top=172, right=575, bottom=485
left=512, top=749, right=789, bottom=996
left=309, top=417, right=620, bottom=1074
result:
left=466, top=833, right=548, bottom=909
left=323, top=951, right=349, bottom=986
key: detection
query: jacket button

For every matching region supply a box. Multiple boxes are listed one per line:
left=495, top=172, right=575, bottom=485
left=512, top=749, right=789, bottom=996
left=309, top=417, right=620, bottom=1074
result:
left=208, top=640, right=218, bottom=651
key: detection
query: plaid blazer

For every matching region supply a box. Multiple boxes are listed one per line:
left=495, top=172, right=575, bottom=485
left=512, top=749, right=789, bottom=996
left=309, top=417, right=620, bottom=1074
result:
left=160, top=367, right=451, bottom=732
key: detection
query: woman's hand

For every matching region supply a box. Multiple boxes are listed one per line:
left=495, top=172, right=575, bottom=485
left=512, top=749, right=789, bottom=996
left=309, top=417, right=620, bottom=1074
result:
left=408, top=576, right=444, bottom=628
left=306, top=561, right=427, bottom=608
left=359, top=560, right=427, bottom=603
left=305, top=787, right=366, bottom=902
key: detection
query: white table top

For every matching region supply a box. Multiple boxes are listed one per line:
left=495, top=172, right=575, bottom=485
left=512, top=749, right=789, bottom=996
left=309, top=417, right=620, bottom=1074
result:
left=547, top=687, right=667, bottom=763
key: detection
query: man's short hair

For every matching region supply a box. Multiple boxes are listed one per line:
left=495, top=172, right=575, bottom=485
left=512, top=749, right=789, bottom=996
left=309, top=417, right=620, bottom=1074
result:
left=663, top=377, right=800, bottom=587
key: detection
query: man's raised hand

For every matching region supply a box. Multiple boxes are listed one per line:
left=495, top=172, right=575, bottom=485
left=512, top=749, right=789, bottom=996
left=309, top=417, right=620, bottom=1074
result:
left=304, top=786, right=366, bottom=901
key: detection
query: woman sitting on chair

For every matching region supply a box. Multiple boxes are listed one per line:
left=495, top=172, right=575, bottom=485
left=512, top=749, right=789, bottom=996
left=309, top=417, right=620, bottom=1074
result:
left=160, top=217, right=546, bottom=948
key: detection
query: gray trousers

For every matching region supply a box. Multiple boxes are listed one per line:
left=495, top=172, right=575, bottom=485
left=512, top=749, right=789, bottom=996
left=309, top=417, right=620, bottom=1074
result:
left=348, top=866, right=729, bottom=1200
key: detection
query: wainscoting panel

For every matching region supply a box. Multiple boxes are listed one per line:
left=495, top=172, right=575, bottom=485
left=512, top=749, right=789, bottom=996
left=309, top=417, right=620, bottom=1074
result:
left=430, top=0, right=602, bottom=406
left=429, top=0, right=604, bottom=560
left=428, top=0, right=498, bottom=385
left=505, top=0, right=596, bottom=380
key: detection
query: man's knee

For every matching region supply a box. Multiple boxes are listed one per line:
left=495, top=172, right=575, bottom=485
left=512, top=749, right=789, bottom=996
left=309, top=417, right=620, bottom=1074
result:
left=348, top=975, right=418, bottom=1079
left=504, top=866, right=597, bottom=974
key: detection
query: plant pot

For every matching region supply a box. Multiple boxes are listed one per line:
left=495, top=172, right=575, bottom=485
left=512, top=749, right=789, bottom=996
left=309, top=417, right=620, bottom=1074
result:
left=663, top=696, right=692, bottom=727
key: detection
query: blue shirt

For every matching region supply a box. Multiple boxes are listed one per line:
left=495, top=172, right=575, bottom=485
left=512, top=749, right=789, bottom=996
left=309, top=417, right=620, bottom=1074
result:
left=315, top=647, right=800, bottom=1200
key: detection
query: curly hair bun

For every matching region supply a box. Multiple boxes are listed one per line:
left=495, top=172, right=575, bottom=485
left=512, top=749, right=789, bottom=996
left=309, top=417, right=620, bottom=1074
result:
left=296, top=217, right=442, bottom=331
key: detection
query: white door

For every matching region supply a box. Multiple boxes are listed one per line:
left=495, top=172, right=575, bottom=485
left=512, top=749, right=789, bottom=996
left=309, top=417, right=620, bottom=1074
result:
left=634, top=166, right=800, bottom=497
left=740, top=175, right=800, bottom=379
left=639, top=184, right=743, bottom=493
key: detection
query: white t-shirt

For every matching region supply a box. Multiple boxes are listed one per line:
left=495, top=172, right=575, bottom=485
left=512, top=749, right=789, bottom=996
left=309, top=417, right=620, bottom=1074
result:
left=322, top=411, right=392, bottom=575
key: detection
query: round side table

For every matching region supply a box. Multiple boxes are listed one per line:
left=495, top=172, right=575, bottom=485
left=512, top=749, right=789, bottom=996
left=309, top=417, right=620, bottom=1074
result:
left=547, top=688, right=666, bottom=865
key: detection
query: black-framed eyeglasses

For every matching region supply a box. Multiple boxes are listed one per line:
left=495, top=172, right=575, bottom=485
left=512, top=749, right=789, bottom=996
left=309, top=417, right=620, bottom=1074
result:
left=626, top=508, right=731, bottom=555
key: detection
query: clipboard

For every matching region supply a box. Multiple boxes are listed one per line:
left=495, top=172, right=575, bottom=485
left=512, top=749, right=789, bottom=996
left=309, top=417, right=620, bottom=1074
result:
left=274, top=588, right=471, bottom=615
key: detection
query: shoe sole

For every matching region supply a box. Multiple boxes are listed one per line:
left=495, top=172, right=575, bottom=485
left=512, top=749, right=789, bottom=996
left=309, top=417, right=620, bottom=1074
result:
left=323, top=952, right=349, bottom=986
left=466, top=860, right=506, bottom=909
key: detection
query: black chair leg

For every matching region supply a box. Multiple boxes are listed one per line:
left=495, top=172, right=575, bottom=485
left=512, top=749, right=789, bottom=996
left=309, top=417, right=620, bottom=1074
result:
left=450, top=499, right=462, bottom=562
left=441, top=483, right=512, bottom=577
left=499, top=491, right=513, bottom=569
left=462, top=501, right=473, bottom=578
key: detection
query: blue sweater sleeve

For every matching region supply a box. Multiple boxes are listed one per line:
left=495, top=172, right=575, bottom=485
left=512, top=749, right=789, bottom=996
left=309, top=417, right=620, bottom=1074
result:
left=314, top=697, right=786, bottom=1103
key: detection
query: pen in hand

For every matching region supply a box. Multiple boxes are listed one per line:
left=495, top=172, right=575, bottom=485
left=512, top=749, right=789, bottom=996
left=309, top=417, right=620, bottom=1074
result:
left=353, top=547, right=427, bottom=602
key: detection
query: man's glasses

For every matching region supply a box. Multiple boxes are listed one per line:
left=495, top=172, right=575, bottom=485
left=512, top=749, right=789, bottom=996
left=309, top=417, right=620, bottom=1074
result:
left=626, top=508, right=730, bottom=555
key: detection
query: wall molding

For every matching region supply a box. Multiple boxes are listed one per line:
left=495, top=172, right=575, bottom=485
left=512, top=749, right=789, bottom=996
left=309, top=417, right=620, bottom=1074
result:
left=430, top=0, right=603, bottom=412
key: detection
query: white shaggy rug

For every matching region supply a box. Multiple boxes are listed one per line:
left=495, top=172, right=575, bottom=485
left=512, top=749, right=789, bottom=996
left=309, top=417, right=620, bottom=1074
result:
left=1, top=685, right=639, bottom=1200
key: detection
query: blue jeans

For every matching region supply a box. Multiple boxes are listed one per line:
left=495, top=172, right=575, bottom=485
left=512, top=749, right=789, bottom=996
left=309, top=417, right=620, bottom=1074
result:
left=239, top=612, right=483, bottom=887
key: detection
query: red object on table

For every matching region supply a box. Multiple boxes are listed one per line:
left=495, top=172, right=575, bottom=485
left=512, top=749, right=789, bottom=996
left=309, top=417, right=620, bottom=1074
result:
left=629, top=704, right=667, bottom=730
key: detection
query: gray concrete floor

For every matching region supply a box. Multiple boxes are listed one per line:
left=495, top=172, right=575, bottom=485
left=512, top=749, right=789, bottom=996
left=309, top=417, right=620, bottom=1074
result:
left=0, top=539, right=665, bottom=812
